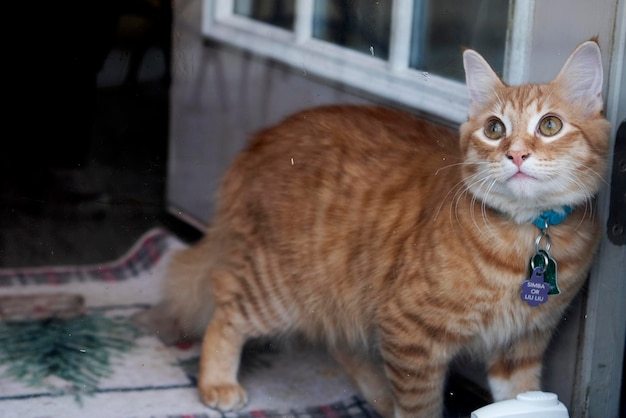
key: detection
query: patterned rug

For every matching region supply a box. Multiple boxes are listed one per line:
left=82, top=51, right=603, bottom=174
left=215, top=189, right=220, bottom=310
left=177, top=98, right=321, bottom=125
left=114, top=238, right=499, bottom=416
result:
left=0, top=229, right=377, bottom=418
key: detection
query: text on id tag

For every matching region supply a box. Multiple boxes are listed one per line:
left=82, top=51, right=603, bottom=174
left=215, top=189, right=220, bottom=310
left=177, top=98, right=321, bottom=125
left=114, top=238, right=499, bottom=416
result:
left=521, top=267, right=550, bottom=307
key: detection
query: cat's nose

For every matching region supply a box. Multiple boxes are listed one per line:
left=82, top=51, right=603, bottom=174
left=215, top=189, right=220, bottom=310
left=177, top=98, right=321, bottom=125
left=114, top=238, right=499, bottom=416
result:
left=506, top=150, right=530, bottom=168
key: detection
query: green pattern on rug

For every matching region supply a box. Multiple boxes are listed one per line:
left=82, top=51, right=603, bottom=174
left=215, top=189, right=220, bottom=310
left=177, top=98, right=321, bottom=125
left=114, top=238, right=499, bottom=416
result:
left=0, top=314, right=138, bottom=400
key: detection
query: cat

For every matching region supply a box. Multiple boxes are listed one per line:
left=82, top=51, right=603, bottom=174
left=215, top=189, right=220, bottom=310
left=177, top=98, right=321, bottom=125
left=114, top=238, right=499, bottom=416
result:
left=161, top=40, right=610, bottom=417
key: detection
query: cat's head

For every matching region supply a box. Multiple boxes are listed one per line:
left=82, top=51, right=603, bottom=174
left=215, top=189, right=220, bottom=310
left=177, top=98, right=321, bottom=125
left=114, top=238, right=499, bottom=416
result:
left=459, top=40, right=611, bottom=224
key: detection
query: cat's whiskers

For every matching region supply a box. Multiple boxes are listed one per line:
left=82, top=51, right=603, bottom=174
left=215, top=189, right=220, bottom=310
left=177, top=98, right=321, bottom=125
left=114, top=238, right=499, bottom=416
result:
left=492, top=91, right=506, bottom=112
left=469, top=176, right=498, bottom=236
left=547, top=165, right=596, bottom=202
left=452, top=171, right=494, bottom=232
left=575, top=199, right=595, bottom=229
left=434, top=161, right=488, bottom=176
left=445, top=178, right=473, bottom=227
left=432, top=166, right=482, bottom=222
left=548, top=154, right=610, bottom=189
left=539, top=89, right=556, bottom=108
left=550, top=171, right=597, bottom=228
left=468, top=178, right=484, bottom=225
left=480, top=178, right=499, bottom=234
left=445, top=175, right=473, bottom=226
left=571, top=165, right=610, bottom=188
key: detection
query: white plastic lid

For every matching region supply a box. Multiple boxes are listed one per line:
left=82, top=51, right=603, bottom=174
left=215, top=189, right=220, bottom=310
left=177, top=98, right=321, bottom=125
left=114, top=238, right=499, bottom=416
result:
left=471, top=391, right=569, bottom=418
left=517, top=391, right=559, bottom=406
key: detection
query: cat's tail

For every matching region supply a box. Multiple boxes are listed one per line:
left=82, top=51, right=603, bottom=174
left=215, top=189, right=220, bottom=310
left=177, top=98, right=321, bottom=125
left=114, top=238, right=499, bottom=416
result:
left=161, top=233, right=219, bottom=341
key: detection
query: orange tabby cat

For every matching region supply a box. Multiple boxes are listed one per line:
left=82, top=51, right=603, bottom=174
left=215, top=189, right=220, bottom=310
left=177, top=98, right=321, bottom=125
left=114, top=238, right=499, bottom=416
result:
left=163, top=40, right=610, bottom=417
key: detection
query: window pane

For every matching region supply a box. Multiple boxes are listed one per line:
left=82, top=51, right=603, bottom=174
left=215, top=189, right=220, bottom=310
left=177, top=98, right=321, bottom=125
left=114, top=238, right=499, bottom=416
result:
left=313, top=0, right=392, bottom=60
left=234, top=0, right=296, bottom=30
left=410, top=0, right=509, bottom=81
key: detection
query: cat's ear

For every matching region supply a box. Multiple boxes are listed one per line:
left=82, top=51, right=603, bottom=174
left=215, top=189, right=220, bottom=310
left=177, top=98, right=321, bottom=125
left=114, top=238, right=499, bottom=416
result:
left=463, top=49, right=505, bottom=118
left=554, top=40, right=604, bottom=115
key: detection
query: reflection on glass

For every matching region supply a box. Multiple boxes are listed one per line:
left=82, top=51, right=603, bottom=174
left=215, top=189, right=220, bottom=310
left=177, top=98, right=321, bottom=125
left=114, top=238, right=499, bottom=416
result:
left=234, top=0, right=296, bottom=30
left=410, top=0, right=509, bottom=81
left=313, top=0, right=392, bottom=60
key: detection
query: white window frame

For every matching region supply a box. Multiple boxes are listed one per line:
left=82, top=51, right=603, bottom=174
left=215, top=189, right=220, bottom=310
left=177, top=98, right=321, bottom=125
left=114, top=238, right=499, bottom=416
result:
left=201, top=0, right=534, bottom=124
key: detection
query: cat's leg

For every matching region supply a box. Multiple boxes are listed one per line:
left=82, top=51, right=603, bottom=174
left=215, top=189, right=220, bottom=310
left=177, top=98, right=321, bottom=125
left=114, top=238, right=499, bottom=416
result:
left=197, top=302, right=249, bottom=411
left=378, top=339, right=450, bottom=418
left=486, top=330, right=551, bottom=401
left=332, top=349, right=394, bottom=417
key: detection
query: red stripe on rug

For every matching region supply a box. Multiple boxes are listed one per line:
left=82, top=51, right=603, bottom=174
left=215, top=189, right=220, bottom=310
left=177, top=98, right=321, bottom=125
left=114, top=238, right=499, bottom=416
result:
left=320, top=405, right=341, bottom=418
left=144, top=233, right=162, bottom=265
left=98, top=265, right=118, bottom=282
left=0, top=228, right=170, bottom=284
left=45, top=269, right=59, bottom=285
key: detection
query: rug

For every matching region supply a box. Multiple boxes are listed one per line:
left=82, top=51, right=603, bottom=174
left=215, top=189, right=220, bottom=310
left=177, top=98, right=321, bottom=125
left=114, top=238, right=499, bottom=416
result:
left=0, top=229, right=377, bottom=418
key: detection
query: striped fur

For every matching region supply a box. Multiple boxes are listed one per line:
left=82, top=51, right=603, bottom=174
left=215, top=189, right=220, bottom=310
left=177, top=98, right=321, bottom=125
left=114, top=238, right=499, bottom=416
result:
left=163, top=41, right=610, bottom=417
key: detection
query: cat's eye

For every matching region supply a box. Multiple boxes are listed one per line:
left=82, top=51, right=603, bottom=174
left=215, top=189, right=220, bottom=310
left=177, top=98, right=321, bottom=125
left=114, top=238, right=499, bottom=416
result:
left=484, top=118, right=505, bottom=140
left=537, top=115, right=563, bottom=137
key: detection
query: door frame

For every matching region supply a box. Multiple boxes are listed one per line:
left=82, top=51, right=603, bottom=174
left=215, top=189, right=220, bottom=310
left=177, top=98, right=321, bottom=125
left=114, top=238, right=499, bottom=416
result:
left=572, top=0, right=626, bottom=416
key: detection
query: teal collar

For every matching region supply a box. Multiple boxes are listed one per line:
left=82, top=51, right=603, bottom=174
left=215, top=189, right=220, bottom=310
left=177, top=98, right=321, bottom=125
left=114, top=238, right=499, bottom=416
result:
left=532, top=206, right=573, bottom=229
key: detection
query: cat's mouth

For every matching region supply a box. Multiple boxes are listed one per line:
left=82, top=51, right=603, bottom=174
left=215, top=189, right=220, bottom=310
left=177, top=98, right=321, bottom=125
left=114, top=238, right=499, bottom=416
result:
left=509, top=171, right=536, bottom=181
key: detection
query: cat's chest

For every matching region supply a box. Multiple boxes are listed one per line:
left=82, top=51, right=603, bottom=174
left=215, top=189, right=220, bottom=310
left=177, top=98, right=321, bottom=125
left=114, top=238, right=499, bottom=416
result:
left=404, top=217, right=597, bottom=337
left=474, top=231, right=595, bottom=342
left=473, top=228, right=593, bottom=299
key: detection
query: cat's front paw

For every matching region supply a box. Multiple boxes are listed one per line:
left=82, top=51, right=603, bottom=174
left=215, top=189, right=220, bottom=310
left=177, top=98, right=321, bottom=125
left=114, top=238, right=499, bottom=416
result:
left=199, top=383, right=248, bottom=411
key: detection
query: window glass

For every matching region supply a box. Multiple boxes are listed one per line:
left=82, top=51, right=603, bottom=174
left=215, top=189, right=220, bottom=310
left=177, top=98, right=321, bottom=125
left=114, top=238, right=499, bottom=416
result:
left=234, top=0, right=296, bottom=30
left=410, top=0, right=509, bottom=81
left=233, top=0, right=508, bottom=83
left=312, top=0, right=392, bottom=60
